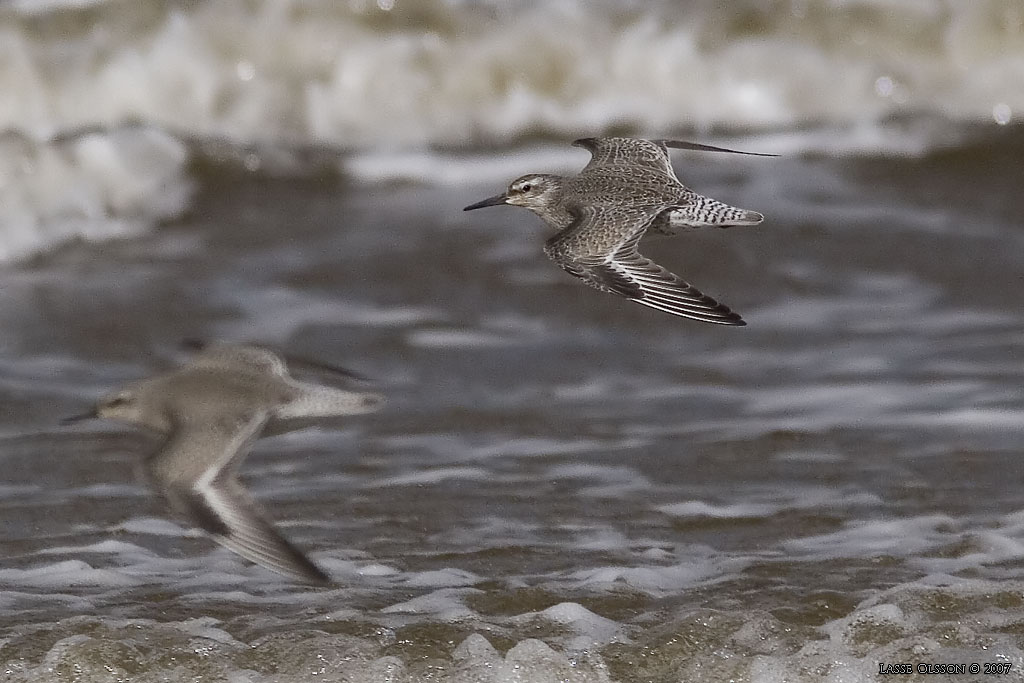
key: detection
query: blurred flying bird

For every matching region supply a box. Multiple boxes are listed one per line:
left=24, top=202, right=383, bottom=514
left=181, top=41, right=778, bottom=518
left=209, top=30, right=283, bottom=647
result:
left=62, top=344, right=383, bottom=584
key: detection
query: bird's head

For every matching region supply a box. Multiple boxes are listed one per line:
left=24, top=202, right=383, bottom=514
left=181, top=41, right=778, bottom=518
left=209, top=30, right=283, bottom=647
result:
left=463, top=174, right=563, bottom=215
left=61, top=384, right=161, bottom=430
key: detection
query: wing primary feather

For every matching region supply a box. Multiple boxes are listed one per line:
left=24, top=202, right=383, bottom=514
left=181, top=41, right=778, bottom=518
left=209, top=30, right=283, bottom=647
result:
left=595, top=250, right=746, bottom=325
left=181, top=338, right=372, bottom=383
left=542, top=174, right=750, bottom=325
left=663, top=140, right=778, bottom=157
left=150, top=413, right=331, bottom=585
left=199, top=481, right=332, bottom=585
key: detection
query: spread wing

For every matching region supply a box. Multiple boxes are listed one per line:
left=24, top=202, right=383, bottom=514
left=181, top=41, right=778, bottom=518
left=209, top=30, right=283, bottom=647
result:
left=573, top=137, right=776, bottom=178
left=146, top=412, right=331, bottom=584
left=573, top=137, right=676, bottom=177
left=188, top=344, right=289, bottom=378
left=183, top=339, right=371, bottom=383
left=545, top=205, right=745, bottom=325
left=190, top=475, right=330, bottom=585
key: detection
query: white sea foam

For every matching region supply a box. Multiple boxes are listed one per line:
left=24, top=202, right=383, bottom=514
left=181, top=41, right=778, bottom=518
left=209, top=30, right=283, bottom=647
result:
left=370, top=466, right=491, bottom=487
left=209, top=285, right=445, bottom=342
left=36, top=539, right=155, bottom=556
left=404, top=568, right=481, bottom=588
left=2, top=0, right=1020, bottom=146
left=450, top=636, right=615, bottom=683
left=3, top=575, right=1024, bottom=682
left=570, top=555, right=752, bottom=594
left=406, top=328, right=520, bottom=349
left=0, top=559, right=141, bottom=588
left=657, top=487, right=881, bottom=520
left=1, top=0, right=1020, bottom=263
left=784, top=515, right=958, bottom=559
left=545, top=463, right=644, bottom=483
left=658, top=500, right=782, bottom=519
left=345, top=146, right=584, bottom=186
left=375, top=433, right=644, bottom=464
left=0, top=127, right=191, bottom=261
left=526, top=602, right=626, bottom=647
left=357, top=562, right=401, bottom=577
left=380, top=587, right=478, bottom=618
left=779, top=510, right=1024, bottom=574
left=116, top=517, right=198, bottom=537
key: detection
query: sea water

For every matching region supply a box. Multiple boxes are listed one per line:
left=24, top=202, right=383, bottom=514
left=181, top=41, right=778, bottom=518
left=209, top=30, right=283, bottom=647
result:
left=1, top=1, right=1024, bottom=682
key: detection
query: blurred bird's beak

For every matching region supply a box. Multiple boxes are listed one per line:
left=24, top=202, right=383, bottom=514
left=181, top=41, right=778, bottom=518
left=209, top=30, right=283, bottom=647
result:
left=60, top=409, right=97, bottom=426
left=358, top=392, right=386, bottom=412
left=463, top=193, right=508, bottom=211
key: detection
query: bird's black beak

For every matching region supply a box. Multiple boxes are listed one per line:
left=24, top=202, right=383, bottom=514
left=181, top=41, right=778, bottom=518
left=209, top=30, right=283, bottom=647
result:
left=61, top=409, right=97, bottom=426
left=463, top=193, right=508, bottom=211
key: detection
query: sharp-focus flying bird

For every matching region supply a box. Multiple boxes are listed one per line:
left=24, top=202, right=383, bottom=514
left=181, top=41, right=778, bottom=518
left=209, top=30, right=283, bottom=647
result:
left=464, top=137, right=774, bottom=325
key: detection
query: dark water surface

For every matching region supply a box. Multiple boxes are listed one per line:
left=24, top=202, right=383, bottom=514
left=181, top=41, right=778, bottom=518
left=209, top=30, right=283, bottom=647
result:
left=2, top=131, right=1024, bottom=681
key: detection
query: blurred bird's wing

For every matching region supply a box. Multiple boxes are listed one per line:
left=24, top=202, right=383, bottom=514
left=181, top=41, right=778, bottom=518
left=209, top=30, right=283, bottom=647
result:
left=182, top=339, right=372, bottom=383
left=147, top=412, right=331, bottom=585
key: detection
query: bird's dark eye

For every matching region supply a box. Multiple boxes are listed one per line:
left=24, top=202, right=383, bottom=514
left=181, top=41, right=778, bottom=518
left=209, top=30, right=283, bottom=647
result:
left=521, top=183, right=532, bottom=192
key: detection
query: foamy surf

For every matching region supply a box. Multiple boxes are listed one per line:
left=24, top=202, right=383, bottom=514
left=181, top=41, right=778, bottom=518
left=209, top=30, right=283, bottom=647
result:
left=0, top=127, right=191, bottom=262
left=2, top=575, right=1022, bottom=682
left=1, top=0, right=1021, bottom=143
left=0, top=0, right=1021, bottom=262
